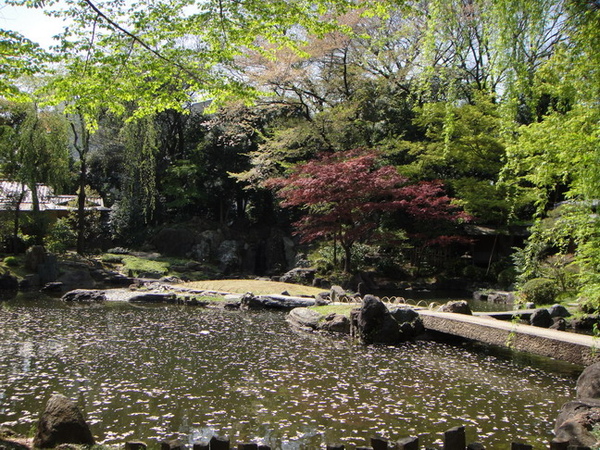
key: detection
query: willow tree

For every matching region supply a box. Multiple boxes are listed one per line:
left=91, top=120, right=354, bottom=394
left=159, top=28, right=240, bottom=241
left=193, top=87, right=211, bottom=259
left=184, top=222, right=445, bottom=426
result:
left=0, top=101, right=70, bottom=242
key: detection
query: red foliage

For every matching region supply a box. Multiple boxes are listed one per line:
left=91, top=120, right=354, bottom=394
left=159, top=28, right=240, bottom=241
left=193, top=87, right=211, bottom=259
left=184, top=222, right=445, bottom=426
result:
left=267, top=148, right=467, bottom=251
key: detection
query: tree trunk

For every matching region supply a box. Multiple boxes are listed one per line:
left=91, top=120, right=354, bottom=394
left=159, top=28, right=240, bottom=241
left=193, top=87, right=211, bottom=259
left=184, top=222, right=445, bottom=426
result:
left=29, top=181, right=44, bottom=244
left=71, top=113, right=90, bottom=255
left=12, top=188, right=26, bottom=254
left=342, top=243, right=352, bottom=273
left=76, top=158, right=87, bottom=254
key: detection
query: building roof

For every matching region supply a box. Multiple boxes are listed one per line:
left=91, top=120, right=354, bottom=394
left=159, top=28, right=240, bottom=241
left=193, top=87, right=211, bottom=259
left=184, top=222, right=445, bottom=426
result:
left=0, top=180, right=108, bottom=212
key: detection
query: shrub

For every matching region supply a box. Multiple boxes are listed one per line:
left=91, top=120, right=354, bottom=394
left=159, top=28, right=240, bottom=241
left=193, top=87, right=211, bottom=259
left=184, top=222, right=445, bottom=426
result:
left=518, top=278, right=559, bottom=306
left=497, top=267, right=517, bottom=288
left=3, top=256, right=18, bottom=267
left=45, top=218, right=76, bottom=254
left=462, top=264, right=487, bottom=280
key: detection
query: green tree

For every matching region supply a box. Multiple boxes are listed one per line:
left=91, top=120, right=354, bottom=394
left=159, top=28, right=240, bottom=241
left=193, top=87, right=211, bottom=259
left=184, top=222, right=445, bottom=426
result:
left=502, top=1, right=600, bottom=308
left=0, top=100, right=70, bottom=241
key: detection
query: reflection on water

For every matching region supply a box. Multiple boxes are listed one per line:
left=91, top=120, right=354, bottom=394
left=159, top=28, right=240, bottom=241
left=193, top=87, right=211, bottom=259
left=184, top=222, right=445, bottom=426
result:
left=0, top=298, right=579, bottom=449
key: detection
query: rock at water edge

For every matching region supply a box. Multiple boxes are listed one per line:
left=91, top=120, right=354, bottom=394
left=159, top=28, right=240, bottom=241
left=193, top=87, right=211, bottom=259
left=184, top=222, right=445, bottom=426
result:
left=34, top=394, right=95, bottom=448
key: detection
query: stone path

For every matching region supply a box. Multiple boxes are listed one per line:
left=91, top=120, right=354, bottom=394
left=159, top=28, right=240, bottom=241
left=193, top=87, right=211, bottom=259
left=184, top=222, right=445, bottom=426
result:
left=420, top=309, right=600, bottom=366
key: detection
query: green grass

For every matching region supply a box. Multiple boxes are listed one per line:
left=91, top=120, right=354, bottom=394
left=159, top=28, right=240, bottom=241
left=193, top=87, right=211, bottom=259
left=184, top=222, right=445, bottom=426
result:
left=120, top=255, right=170, bottom=276
left=0, top=254, right=28, bottom=279
left=309, top=304, right=357, bottom=317
left=184, top=279, right=325, bottom=296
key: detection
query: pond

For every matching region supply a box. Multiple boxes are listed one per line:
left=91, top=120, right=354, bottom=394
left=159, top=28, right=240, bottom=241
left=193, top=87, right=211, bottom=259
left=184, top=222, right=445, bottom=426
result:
left=0, top=296, right=580, bottom=449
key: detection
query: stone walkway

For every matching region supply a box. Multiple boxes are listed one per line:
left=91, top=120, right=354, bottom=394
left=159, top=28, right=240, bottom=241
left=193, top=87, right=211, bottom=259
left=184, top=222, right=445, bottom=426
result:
left=420, top=310, right=600, bottom=366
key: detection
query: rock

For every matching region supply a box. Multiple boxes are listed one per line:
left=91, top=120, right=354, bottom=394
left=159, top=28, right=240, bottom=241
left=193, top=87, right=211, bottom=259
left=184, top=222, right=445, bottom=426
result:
left=57, top=267, right=95, bottom=289
left=160, top=276, right=183, bottom=284
left=134, top=271, right=164, bottom=279
left=25, top=245, right=46, bottom=271
left=217, top=240, right=242, bottom=274
left=548, top=304, right=572, bottom=318
left=0, top=272, right=19, bottom=290
left=41, top=282, right=65, bottom=293
left=287, top=308, right=323, bottom=330
left=279, top=267, right=316, bottom=285
left=438, top=300, right=472, bottom=315
left=34, top=394, right=95, bottom=448
left=530, top=308, right=552, bottom=328
left=315, top=292, right=331, bottom=306
left=107, top=247, right=130, bottom=254
left=351, top=295, right=400, bottom=345
left=553, top=409, right=600, bottom=447
left=241, top=292, right=315, bottom=310
left=128, top=292, right=176, bottom=303
left=61, top=289, right=106, bottom=303
left=577, top=363, right=600, bottom=400
left=389, top=306, right=420, bottom=324
left=38, top=254, right=59, bottom=284
left=572, top=316, right=600, bottom=331
left=487, top=291, right=515, bottom=304
left=550, top=317, right=567, bottom=331
left=320, top=313, right=351, bottom=334
left=555, top=399, right=600, bottom=433
left=188, top=230, right=224, bottom=262
left=24, top=273, right=41, bottom=287
left=330, top=285, right=347, bottom=302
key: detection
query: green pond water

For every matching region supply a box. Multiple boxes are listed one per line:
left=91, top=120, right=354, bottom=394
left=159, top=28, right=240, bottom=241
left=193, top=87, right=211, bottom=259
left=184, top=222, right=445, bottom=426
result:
left=0, top=296, right=581, bottom=449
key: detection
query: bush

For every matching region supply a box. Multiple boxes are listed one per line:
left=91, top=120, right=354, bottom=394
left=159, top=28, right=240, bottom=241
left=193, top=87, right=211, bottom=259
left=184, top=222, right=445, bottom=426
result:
left=45, top=218, right=76, bottom=254
left=518, top=278, right=559, bottom=306
left=462, top=264, right=487, bottom=280
left=3, top=256, right=18, bottom=267
left=497, top=267, right=517, bottom=288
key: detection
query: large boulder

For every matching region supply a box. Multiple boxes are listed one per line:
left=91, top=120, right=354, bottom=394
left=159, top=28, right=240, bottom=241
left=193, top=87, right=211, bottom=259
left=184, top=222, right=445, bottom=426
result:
left=351, top=295, right=400, bottom=345
left=548, top=304, right=572, bottom=319
left=320, top=313, right=351, bottom=334
left=25, top=246, right=59, bottom=284
left=279, top=268, right=316, bottom=285
left=61, top=289, right=106, bottom=303
left=554, top=408, right=600, bottom=447
left=188, top=230, right=224, bottom=262
left=389, top=306, right=425, bottom=340
left=577, top=363, right=600, bottom=400
left=241, top=292, right=315, bottom=310
left=530, top=308, right=553, bottom=328
left=128, top=292, right=177, bottom=303
left=552, top=363, right=600, bottom=446
left=438, top=300, right=472, bottom=315
left=57, top=267, right=95, bottom=289
left=217, top=240, right=242, bottom=274
left=24, top=245, right=46, bottom=271
left=34, top=394, right=95, bottom=448
left=0, top=272, right=19, bottom=290
left=287, top=308, right=322, bottom=330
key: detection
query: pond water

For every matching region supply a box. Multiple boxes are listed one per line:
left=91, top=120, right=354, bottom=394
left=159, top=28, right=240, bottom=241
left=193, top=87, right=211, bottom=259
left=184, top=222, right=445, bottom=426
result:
left=0, top=296, right=581, bottom=449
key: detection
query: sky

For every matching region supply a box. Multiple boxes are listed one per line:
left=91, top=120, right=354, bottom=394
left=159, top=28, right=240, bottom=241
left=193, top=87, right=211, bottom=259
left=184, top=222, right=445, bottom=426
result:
left=0, top=2, right=66, bottom=48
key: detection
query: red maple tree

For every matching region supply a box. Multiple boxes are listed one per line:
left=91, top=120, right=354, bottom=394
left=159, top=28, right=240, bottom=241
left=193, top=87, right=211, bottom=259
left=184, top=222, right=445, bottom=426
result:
left=267, top=148, right=467, bottom=272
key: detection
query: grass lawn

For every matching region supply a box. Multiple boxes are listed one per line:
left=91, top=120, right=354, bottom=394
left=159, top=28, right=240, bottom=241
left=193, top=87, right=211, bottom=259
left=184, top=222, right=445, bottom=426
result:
left=184, top=279, right=326, bottom=296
